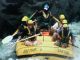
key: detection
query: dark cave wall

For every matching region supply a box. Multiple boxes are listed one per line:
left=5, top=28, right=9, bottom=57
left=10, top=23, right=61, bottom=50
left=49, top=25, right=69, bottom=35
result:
left=0, top=0, right=80, bottom=38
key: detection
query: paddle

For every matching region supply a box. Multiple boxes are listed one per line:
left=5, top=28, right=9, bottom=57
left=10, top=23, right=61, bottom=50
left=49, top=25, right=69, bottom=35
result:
left=19, top=32, right=42, bottom=41
left=1, top=20, right=37, bottom=44
left=11, top=32, right=42, bottom=48
left=1, top=11, right=37, bottom=44
left=1, top=30, right=18, bottom=44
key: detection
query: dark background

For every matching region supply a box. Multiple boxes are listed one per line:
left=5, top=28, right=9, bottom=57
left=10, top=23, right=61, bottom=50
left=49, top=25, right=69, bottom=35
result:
left=0, top=0, right=80, bottom=38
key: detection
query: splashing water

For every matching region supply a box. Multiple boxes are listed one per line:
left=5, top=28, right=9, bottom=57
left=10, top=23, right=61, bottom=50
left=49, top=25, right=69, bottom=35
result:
left=0, top=22, right=80, bottom=60
left=69, top=22, right=80, bottom=60
left=0, top=42, right=16, bottom=60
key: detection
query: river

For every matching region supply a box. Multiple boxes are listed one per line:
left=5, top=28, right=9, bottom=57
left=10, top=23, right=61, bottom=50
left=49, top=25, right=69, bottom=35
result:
left=0, top=22, right=80, bottom=60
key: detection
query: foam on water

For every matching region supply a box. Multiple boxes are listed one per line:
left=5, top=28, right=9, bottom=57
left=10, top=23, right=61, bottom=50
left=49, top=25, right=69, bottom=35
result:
left=0, top=22, right=80, bottom=60
left=69, top=22, right=80, bottom=60
left=0, top=42, right=16, bottom=60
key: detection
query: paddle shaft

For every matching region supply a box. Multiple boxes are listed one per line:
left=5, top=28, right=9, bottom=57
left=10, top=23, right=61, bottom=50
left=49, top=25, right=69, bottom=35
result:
left=29, top=11, right=37, bottom=19
left=19, top=33, right=41, bottom=41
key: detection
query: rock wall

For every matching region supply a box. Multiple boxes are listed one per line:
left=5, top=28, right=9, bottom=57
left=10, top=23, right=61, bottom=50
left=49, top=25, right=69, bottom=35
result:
left=0, top=0, right=80, bottom=38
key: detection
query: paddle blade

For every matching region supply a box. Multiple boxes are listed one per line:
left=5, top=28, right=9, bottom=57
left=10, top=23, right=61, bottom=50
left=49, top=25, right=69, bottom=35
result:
left=2, top=35, right=13, bottom=44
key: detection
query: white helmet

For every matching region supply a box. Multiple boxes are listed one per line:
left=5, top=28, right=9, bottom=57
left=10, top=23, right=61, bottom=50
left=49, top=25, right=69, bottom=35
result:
left=59, top=14, right=65, bottom=20
left=44, top=4, right=49, bottom=10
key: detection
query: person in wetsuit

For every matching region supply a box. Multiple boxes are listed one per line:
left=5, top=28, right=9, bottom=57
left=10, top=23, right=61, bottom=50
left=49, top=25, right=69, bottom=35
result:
left=14, top=16, right=36, bottom=39
left=32, top=3, right=56, bottom=32
left=52, top=14, right=73, bottom=48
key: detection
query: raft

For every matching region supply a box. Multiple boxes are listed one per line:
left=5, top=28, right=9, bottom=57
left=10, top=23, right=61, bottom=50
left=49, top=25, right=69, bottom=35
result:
left=16, top=32, right=73, bottom=58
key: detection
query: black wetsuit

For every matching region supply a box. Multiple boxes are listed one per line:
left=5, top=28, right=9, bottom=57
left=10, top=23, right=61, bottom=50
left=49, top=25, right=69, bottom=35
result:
left=17, top=23, right=35, bottom=39
left=59, top=27, right=73, bottom=46
left=33, top=10, right=56, bottom=31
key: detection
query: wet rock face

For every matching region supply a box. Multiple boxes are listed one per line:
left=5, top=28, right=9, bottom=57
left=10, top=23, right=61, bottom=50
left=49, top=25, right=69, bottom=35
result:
left=0, top=0, right=80, bottom=38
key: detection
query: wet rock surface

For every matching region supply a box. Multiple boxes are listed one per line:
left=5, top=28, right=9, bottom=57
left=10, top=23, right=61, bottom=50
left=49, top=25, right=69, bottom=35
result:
left=0, top=0, right=80, bottom=38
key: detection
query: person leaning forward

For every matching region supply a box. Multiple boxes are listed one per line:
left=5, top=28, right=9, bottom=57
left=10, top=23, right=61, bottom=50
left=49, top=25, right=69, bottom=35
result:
left=52, top=14, right=72, bottom=48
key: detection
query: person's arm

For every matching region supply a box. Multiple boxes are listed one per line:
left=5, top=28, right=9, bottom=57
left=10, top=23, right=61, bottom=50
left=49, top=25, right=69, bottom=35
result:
left=50, top=12, right=63, bottom=29
left=51, top=15, right=62, bottom=27
left=50, top=12, right=60, bottom=23
left=12, top=29, right=19, bottom=36
left=29, top=10, right=38, bottom=19
left=31, top=10, right=41, bottom=19
left=52, top=16, right=60, bottom=23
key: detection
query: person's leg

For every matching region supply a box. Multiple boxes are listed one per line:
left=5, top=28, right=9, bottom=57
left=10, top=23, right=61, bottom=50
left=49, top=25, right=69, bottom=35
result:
left=61, top=28, right=69, bottom=47
left=52, top=32, right=57, bottom=41
left=52, top=32, right=61, bottom=41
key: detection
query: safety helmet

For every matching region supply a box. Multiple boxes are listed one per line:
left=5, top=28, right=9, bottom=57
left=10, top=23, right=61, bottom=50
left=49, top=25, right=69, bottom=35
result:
left=62, top=19, right=68, bottom=24
left=28, top=20, right=33, bottom=25
left=63, top=24, right=68, bottom=27
left=59, top=14, right=65, bottom=20
left=22, top=16, right=30, bottom=22
left=62, top=19, right=68, bottom=27
left=44, top=4, right=49, bottom=11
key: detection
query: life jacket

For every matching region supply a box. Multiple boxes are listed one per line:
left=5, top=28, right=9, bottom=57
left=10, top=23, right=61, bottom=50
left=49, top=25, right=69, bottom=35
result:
left=23, top=26, right=31, bottom=34
left=42, top=11, right=49, bottom=19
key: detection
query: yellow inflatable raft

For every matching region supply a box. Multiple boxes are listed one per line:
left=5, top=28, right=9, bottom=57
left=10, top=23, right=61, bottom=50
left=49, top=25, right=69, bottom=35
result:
left=16, top=35, right=73, bottom=58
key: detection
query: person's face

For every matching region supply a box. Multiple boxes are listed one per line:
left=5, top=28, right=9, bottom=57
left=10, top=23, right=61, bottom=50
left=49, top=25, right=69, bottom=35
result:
left=28, top=25, right=33, bottom=29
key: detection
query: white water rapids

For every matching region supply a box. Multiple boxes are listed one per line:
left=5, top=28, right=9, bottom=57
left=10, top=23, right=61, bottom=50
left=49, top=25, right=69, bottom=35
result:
left=0, top=22, right=80, bottom=60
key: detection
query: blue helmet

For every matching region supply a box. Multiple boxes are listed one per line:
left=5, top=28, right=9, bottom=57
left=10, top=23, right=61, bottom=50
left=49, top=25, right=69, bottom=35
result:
left=44, top=4, right=49, bottom=10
